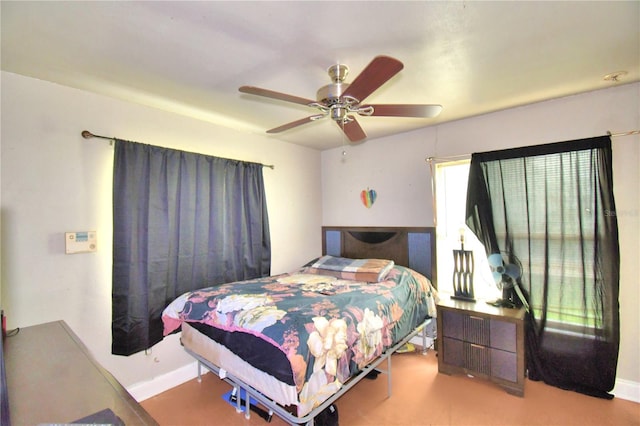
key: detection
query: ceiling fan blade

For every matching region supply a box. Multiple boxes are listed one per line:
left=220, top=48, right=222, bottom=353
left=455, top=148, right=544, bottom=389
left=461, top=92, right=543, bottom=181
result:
left=239, top=86, right=316, bottom=106
left=266, top=114, right=324, bottom=134
left=365, top=104, right=443, bottom=118
left=338, top=117, right=367, bottom=142
left=342, top=56, right=404, bottom=103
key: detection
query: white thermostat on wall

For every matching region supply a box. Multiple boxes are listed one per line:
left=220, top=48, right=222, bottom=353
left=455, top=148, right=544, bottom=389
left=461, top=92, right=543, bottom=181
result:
left=65, top=231, right=97, bottom=254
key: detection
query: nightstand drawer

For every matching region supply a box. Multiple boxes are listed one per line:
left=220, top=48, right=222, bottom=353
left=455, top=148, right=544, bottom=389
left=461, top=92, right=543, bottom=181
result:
left=442, top=336, right=464, bottom=367
left=442, top=338, right=491, bottom=376
left=491, top=348, right=517, bottom=382
left=490, top=319, right=516, bottom=352
left=442, top=310, right=463, bottom=340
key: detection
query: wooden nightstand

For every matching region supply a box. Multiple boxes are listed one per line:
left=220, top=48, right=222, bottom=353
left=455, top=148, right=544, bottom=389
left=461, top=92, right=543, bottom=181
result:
left=436, top=298, right=526, bottom=396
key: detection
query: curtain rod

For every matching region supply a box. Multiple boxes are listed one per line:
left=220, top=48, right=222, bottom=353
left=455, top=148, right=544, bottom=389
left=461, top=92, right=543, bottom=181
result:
left=424, top=154, right=471, bottom=162
left=608, top=130, right=640, bottom=137
left=81, top=130, right=275, bottom=169
left=424, top=154, right=470, bottom=163
left=423, top=130, right=640, bottom=164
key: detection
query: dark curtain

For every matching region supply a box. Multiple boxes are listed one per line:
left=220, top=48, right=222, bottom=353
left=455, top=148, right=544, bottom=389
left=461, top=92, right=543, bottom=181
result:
left=112, top=139, right=271, bottom=356
left=465, top=136, right=620, bottom=399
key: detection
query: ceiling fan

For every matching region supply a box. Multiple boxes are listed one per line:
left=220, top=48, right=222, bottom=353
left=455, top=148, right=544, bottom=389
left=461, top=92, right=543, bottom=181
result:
left=239, top=55, right=443, bottom=143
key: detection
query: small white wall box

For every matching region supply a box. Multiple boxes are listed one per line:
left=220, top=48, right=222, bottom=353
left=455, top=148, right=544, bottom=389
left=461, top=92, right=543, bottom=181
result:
left=65, top=231, right=97, bottom=254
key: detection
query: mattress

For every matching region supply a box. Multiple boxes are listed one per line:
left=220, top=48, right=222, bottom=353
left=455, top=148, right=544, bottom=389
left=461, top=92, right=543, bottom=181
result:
left=180, top=321, right=300, bottom=407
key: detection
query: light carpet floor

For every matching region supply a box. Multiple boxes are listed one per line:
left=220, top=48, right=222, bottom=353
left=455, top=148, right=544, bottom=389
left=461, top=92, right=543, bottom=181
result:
left=141, top=348, right=639, bottom=426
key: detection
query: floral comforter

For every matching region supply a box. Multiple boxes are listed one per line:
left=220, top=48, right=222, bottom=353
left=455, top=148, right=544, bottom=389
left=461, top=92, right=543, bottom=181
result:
left=162, top=261, right=437, bottom=414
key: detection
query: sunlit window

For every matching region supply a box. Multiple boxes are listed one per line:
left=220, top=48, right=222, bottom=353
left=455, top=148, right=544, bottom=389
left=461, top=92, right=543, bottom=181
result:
left=434, top=160, right=497, bottom=301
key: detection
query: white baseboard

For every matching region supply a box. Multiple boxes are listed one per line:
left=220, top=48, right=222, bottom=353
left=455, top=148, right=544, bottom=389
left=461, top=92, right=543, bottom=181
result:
left=409, top=336, right=435, bottom=351
left=128, top=361, right=208, bottom=402
left=613, top=378, right=640, bottom=403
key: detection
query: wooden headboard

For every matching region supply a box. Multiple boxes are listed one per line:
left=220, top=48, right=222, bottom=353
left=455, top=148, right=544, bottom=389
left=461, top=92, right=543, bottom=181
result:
left=322, top=226, right=437, bottom=289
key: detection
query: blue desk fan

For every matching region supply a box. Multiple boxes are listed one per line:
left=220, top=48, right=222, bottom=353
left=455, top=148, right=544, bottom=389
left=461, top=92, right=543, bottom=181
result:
left=487, top=253, right=529, bottom=310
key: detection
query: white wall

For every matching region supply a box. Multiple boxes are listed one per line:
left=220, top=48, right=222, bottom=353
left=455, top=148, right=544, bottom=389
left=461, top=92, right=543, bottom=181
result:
left=0, top=71, right=323, bottom=389
left=322, top=82, right=640, bottom=399
left=322, top=134, right=436, bottom=226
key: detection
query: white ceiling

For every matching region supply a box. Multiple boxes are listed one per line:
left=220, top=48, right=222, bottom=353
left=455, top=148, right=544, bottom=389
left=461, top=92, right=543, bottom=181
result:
left=2, top=1, right=639, bottom=150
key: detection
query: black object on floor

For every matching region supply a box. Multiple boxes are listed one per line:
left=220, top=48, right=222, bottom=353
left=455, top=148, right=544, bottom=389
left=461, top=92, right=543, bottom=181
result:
left=365, top=370, right=379, bottom=380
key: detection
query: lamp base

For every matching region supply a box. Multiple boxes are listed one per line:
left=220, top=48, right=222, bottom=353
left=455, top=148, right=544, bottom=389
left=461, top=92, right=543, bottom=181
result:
left=451, top=295, right=476, bottom=302
left=486, top=298, right=516, bottom=309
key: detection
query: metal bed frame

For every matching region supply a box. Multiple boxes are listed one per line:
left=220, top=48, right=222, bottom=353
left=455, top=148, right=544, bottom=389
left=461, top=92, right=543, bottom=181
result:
left=188, top=317, right=434, bottom=426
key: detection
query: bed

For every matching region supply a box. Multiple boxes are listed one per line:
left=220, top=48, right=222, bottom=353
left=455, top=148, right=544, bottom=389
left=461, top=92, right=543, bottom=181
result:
left=162, top=226, right=437, bottom=425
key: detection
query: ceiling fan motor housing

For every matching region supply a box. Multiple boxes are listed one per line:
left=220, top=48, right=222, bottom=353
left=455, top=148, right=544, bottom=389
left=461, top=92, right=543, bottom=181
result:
left=317, top=64, right=354, bottom=106
left=316, top=82, right=351, bottom=104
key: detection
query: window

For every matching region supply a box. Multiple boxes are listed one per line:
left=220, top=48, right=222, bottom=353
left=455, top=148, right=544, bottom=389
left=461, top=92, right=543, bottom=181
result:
left=494, top=152, right=602, bottom=332
left=464, top=136, right=620, bottom=398
left=437, top=154, right=605, bottom=331
left=434, top=160, right=495, bottom=302
left=111, top=139, right=271, bottom=355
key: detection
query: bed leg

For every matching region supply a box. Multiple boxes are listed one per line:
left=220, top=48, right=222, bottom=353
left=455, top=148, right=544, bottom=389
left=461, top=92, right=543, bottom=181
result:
left=197, top=361, right=202, bottom=383
left=422, top=326, right=426, bottom=352
left=422, top=325, right=428, bottom=355
left=387, top=354, right=392, bottom=398
left=231, top=386, right=243, bottom=414
left=244, top=388, right=251, bottom=419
